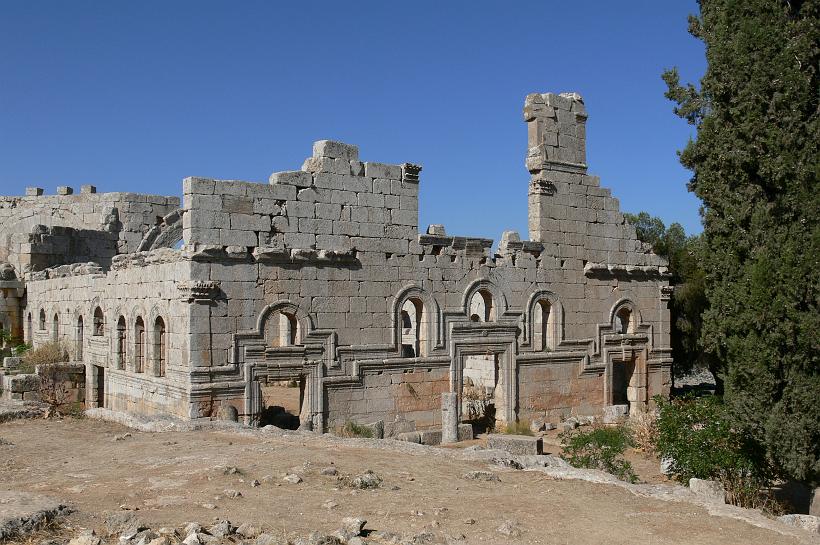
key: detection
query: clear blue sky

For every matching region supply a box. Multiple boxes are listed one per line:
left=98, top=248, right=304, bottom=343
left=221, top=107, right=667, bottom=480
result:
left=0, top=1, right=705, bottom=238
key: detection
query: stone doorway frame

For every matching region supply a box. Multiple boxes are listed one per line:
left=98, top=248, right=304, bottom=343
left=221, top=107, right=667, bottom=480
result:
left=604, top=343, right=649, bottom=411
left=449, top=323, right=520, bottom=425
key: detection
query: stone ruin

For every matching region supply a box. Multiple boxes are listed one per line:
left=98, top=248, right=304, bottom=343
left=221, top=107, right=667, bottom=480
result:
left=0, top=92, right=672, bottom=436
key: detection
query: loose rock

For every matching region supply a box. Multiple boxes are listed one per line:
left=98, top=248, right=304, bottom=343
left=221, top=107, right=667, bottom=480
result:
left=496, top=520, right=523, bottom=538
left=462, top=470, right=500, bottom=482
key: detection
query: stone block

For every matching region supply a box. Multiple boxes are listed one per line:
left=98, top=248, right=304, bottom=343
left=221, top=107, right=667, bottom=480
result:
left=602, top=404, right=629, bottom=424
left=313, top=140, right=359, bottom=161
left=364, top=162, right=402, bottom=180
left=486, top=434, right=543, bottom=455
left=457, top=423, right=474, bottom=441
left=777, top=515, right=819, bottom=534
left=56, top=186, right=73, bottom=195
left=689, top=478, right=725, bottom=503
left=8, top=373, right=39, bottom=393
left=80, top=185, right=97, bottom=194
left=419, top=429, right=442, bottom=446
left=3, top=357, right=21, bottom=369
left=25, top=187, right=44, bottom=196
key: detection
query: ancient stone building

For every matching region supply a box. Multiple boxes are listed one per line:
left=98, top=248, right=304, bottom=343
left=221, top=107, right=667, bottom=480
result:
left=0, top=92, right=672, bottom=433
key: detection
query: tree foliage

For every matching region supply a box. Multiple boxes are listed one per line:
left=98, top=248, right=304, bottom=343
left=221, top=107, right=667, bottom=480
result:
left=663, top=0, right=819, bottom=482
left=623, top=212, right=715, bottom=382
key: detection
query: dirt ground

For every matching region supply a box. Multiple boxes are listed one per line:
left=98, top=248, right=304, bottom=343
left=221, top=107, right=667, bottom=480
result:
left=0, top=417, right=811, bottom=545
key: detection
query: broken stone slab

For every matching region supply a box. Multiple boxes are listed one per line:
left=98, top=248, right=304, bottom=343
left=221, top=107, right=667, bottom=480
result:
left=776, top=514, right=819, bottom=534
left=486, top=434, right=543, bottom=455
left=602, top=404, right=629, bottom=424
left=689, top=478, right=725, bottom=504
left=0, top=491, right=70, bottom=540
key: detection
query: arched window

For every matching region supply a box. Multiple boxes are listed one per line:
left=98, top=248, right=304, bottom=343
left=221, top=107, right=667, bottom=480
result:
left=93, top=307, right=105, bottom=336
left=267, top=310, right=300, bottom=347
left=153, top=316, right=166, bottom=377
left=76, top=316, right=84, bottom=361
left=26, top=313, right=32, bottom=342
left=533, top=299, right=555, bottom=350
left=116, top=317, right=126, bottom=369
left=616, top=307, right=632, bottom=334
left=52, top=313, right=59, bottom=341
left=400, top=298, right=426, bottom=357
left=468, top=289, right=494, bottom=322
left=134, top=317, right=145, bottom=372
left=39, top=309, right=46, bottom=330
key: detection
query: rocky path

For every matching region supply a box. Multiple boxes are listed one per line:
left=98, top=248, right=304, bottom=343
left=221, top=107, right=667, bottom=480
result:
left=0, top=418, right=815, bottom=545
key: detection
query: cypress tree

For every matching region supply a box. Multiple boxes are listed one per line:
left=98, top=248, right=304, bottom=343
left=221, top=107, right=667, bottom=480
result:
left=663, top=0, right=819, bottom=482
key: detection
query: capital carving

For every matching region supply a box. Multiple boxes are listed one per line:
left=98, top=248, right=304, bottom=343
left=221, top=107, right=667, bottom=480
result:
left=178, top=280, right=221, bottom=303
left=402, top=163, right=422, bottom=183
left=529, top=178, right=557, bottom=196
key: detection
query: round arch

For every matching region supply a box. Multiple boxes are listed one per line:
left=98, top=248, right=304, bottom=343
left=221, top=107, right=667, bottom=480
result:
left=391, top=284, right=440, bottom=357
left=525, top=289, right=564, bottom=350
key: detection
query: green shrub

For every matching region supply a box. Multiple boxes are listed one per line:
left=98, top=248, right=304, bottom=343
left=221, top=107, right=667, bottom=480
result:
left=338, top=421, right=373, bottom=438
left=559, top=425, right=637, bottom=483
left=654, top=394, right=775, bottom=507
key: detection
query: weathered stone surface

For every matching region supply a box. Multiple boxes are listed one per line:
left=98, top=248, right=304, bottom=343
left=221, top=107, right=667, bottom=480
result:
left=777, top=514, right=820, bottom=534
left=2, top=91, right=671, bottom=431
left=689, top=478, right=725, bottom=503
left=441, top=392, right=458, bottom=444
left=486, top=434, right=543, bottom=456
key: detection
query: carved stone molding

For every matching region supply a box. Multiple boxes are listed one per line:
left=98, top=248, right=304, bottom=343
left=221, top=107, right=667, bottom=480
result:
left=177, top=280, right=221, bottom=303
left=529, top=178, right=557, bottom=196
left=402, top=163, right=422, bottom=183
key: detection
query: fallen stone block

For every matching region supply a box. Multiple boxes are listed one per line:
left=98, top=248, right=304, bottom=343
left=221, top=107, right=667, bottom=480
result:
left=486, top=434, right=543, bottom=455
left=419, top=429, right=442, bottom=445
left=457, top=423, right=474, bottom=441
left=602, top=404, right=629, bottom=424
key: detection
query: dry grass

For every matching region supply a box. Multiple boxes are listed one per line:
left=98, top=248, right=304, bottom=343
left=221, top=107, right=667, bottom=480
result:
left=20, top=341, right=69, bottom=372
left=503, top=419, right=534, bottom=436
left=629, top=408, right=659, bottom=456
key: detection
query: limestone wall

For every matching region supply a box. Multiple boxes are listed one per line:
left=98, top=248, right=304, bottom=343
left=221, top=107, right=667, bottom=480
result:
left=0, top=188, right=178, bottom=274
left=6, top=91, right=675, bottom=429
left=22, top=252, right=192, bottom=418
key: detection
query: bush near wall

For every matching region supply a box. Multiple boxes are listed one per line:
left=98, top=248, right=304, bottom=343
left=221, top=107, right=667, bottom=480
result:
left=654, top=394, right=775, bottom=508
left=559, top=425, right=637, bottom=483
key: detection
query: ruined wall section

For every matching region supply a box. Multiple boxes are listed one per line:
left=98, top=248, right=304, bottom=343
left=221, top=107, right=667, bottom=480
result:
left=0, top=187, right=179, bottom=274
left=182, top=140, right=420, bottom=257
left=22, top=251, right=193, bottom=418
left=525, top=92, right=665, bottom=269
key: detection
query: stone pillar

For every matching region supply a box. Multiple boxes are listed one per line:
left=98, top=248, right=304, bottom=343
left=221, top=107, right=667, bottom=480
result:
left=441, top=392, right=458, bottom=444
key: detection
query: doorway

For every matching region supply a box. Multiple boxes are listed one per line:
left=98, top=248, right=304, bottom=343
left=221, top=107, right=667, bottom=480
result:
left=94, top=365, right=105, bottom=408
left=259, top=376, right=305, bottom=429
left=611, top=358, right=637, bottom=410
left=462, top=353, right=500, bottom=433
